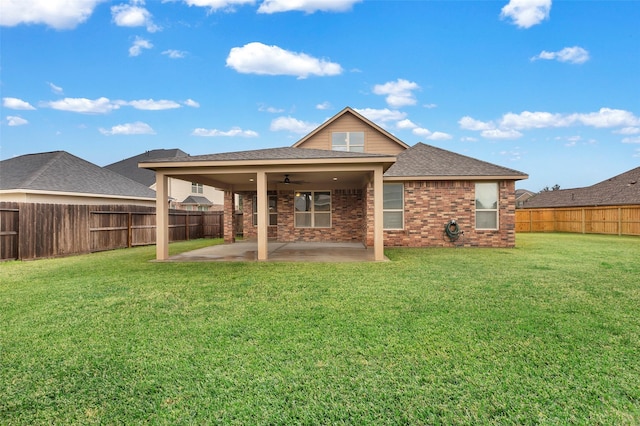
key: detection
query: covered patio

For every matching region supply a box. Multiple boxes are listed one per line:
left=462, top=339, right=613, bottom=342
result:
left=164, top=241, right=385, bottom=262
left=140, top=147, right=396, bottom=262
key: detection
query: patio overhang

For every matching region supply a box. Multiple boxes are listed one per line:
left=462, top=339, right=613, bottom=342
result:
left=140, top=148, right=396, bottom=262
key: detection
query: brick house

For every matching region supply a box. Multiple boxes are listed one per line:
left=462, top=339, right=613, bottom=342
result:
left=141, top=107, right=527, bottom=261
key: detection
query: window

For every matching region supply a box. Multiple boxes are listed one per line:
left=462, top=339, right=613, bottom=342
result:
left=191, top=182, right=203, bottom=194
left=252, top=195, right=277, bottom=226
left=332, top=132, right=364, bottom=152
left=295, top=191, right=331, bottom=228
left=475, top=182, right=498, bottom=229
left=383, top=183, right=404, bottom=229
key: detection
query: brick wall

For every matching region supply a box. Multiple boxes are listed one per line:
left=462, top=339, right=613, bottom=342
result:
left=242, top=190, right=365, bottom=243
left=240, top=180, right=517, bottom=248
left=367, top=180, right=517, bottom=248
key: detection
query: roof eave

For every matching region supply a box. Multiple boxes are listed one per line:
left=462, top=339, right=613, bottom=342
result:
left=383, top=174, right=529, bottom=181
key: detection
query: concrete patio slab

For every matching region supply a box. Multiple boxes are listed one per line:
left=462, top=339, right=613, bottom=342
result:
left=166, top=241, right=387, bottom=262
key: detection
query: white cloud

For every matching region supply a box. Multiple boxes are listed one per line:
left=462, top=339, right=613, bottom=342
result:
left=622, top=136, right=640, bottom=144
left=0, top=0, right=104, bottom=29
left=500, top=111, right=571, bottom=129
left=192, top=127, right=258, bottom=137
left=571, top=108, right=640, bottom=128
left=111, top=1, right=159, bottom=32
left=460, top=136, right=478, bottom=142
left=48, top=82, right=64, bottom=94
left=183, top=99, right=200, bottom=108
left=226, top=42, right=342, bottom=79
left=7, top=116, right=29, bottom=126
left=426, top=131, right=453, bottom=141
left=466, top=108, right=640, bottom=136
left=531, top=46, right=590, bottom=64
left=372, top=79, right=419, bottom=108
left=397, top=119, right=417, bottom=130
left=316, top=101, right=331, bottom=110
left=128, top=99, right=181, bottom=110
left=481, top=129, right=523, bottom=139
left=270, top=116, right=318, bottom=134
left=354, top=108, right=406, bottom=123
left=182, top=0, right=255, bottom=12
left=3, top=97, right=36, bottom=110
left=258, top=0, right=361, bottom=14
left=412, top=127, right=431, bottom=137
left=99, top=121, right=155, bottom=135
left=500, top=0, right=551, bottom=29
left=45, top=97, right=121, bottom=114
left=615, top=127, right=640, bottom=135
left=162, top=49, right=187, bottom=59
left=129, top=36, right=153, bottom=57
left=258, top=104, right=285, bottom=113
left=458, top=116, right=494, bottom=131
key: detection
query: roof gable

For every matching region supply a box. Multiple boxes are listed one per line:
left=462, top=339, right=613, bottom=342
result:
left=0, top=151, right=156, bottom=199
left=105, top=149, right=189, bottom=186
left=292, top=107, right=409, bottom=153
left=384, top=143, right=528, bottom=179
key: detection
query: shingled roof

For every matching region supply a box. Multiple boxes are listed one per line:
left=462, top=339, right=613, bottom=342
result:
left=384, top=143, right=528, bottom=179
left=105, top=148, right=189, bottom=187
left=140, top=146, right=394, bottom=165
left=523, top=166, right=640, bottom=208
left=0, top=151, right=156, bottom=199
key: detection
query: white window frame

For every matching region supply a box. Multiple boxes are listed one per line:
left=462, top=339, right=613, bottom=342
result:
left=331, top=132, right=365, bottom=152
left=252, top=194, right=277, bottom=226
left=294, top=190, right=332, bottom=228
left=383, top=183, right=404, bottom=230
left=475, top=182, right=499, bottom=230
left=191, top=182, right=203, bottom=194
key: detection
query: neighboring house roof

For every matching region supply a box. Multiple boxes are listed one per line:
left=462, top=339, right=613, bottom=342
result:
left=292, top=106, right=410, bottom=150
left=0, top=151, right=156, bottom=199
left=383, top=143, right=528, bottom=180
left=105, top=149, right=189, bottom=187
left=182, top=195, right=213, bottom=205
left=523, top=167, right=640, bottom=208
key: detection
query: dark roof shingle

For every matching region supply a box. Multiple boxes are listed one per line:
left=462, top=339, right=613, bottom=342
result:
left=0, top=151, right=156, bottom=199
left=105, top=149, right=189, bottom=186
left=384, top=143, right=528, bottom=178
left=523, top=167, right=640, bottom=208
left=140, top=147, right=394, bottom=164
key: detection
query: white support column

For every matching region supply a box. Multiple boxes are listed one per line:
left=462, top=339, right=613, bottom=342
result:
left=373, top=165, right=385, bottom=261
left=256, top=170, right=268, bottom=261
left=155, top=172, right=169, bottom=260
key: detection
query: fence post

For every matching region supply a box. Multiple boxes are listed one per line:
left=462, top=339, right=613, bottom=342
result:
left=581, top=208, right=585, bottom=234
left=186, top=211, right=190, bottom=241
left=128, top=212, right=133, bottom=248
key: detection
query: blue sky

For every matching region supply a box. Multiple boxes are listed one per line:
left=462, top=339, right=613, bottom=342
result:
left=1, top=0, right=639, bottom=191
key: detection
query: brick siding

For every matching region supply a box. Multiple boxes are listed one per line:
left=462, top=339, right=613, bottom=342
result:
left=367, top=180, right=516, bottom=248
left=240, top=180, right=517, bottom=248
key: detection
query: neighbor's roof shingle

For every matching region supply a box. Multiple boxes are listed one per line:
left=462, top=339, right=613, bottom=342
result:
left=105, top=148, right=189, bottom=187
left=523, top=166, right=640, bottom=208
left=0, top=151, right=157, bottom=199
left=181, top=195, right=213, bottom=205
left=384, top=143, right=528, bottom=178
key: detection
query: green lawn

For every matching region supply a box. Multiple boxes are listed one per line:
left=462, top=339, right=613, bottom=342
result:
left=1, top=234, right=639, bottom=425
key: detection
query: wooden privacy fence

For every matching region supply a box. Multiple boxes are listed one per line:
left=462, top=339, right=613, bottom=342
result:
left=516, top=205, right=640, bottom=236
left=0, top=202, right=224, bottom=261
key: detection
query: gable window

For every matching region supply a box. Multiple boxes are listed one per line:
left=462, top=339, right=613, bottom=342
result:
left=253, top=194, right=277, bottom=226
left=332, top=132, right=364, bottom=152
left=383, top=183, right=404, bottom=229
left=191, top=182, right=203, bottom=194
left=475, top=182, right=498, bottom=229
left=295, top=191, right=331, bottom=228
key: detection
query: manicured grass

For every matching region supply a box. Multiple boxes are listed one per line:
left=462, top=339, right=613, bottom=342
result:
left=1, top=234, right=639, bottom=424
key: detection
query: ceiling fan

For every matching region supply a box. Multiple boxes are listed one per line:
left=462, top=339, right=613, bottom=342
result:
left=282, top=174, right=306, bottom=185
